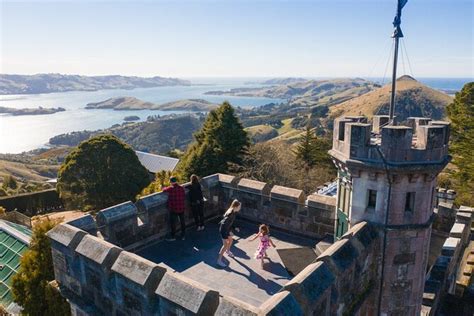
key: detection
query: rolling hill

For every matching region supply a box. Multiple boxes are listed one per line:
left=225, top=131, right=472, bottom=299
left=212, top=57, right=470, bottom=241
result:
left=206, top=78, right=380, bottom=107
left=329, top=76, right=453, bottom=121
left=0, top=73, right=190, bottom=95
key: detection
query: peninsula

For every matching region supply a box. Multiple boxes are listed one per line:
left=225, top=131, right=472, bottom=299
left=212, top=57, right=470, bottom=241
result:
left=0, top=73, right=191, bottom=95
left=0, top=106, right=65, bottom=116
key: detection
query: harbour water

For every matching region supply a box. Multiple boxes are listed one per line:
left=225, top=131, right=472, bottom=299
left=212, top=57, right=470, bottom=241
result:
left=0, top=77, right=471, bottom=154
left=0, top=80, right=283, bottom=153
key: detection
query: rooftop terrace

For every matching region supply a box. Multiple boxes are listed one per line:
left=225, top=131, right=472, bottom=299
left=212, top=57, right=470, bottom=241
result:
left=136, top=219, right=315, bottom=307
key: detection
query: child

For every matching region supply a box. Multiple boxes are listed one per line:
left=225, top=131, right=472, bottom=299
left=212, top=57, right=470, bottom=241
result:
left=217, top=199, right=241, bottom=267
left=250, top=224, right=276, bottom=268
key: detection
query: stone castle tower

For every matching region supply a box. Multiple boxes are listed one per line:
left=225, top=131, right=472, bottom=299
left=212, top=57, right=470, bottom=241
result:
left=329, top=115, right=451, bottom=315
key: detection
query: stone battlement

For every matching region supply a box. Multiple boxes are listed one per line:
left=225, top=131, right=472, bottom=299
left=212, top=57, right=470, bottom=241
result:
left=62, top=174, right=336, bottom=249
left=330, top=115, right=450, bottom=168
left=48, top=214, right=381, bottom=315
left=47, top=172, right=472, bottom=315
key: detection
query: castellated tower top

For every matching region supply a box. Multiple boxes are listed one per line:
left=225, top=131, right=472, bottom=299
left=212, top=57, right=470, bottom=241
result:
left=329, top=115, right=451, bottom=172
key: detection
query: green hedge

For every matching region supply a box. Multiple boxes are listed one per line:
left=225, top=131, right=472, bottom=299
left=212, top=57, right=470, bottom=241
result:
left=0, top=189, right=63, bottom=216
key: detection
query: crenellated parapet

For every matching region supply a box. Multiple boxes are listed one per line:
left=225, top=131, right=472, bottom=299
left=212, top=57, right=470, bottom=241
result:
left=330, top=115, right=451, bottom=169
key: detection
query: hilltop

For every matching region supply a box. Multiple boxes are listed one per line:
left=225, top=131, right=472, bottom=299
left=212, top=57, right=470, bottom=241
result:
left=329, top=76, right=453, bottom=121
left=205, top=78, right=380, bottom=107
left=0, top=73, right=190, bottom=95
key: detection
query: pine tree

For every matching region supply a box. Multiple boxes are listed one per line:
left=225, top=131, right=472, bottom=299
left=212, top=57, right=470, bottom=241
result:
left=178, top=102, right=249, bottom=178
left=294, top=125, right=319, bottom=168
left=446, top=82, right=474, bottom=205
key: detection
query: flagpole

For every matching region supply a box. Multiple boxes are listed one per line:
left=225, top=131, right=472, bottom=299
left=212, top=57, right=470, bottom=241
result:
left=388, top=0, right=406, bottom=125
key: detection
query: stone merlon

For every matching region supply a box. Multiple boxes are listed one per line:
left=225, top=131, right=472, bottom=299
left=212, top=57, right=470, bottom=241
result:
left=330, top=115, right=451, bottom=169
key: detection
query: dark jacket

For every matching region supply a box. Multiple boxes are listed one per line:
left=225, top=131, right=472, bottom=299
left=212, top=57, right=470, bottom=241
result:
left=219, top=211, right=236, bottom=233
left=188, top=182, right=204, bottom=204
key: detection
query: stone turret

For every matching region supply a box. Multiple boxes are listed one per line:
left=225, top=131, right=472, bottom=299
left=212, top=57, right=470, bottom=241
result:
left=329, top=115, right=451, bottom=315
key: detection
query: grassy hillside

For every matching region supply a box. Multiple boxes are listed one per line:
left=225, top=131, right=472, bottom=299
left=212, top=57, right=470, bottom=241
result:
left=0, top=160, right=58, bottom=183
left=245, top=125, right=278, bottom=143
left=329, top=76, right=453, bottom=121
left=206, top=78, right=380, bottom=108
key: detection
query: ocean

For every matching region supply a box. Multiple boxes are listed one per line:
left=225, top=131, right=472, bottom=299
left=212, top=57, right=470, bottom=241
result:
left=0, top=77, right=471, bottom=154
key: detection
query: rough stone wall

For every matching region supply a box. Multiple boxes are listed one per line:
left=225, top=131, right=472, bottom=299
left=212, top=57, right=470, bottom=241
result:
left=214, top=175, right=336, bottom=238
left=281, top=221, right=381, bottom=316
left=422, top=205, right=473, bottom=315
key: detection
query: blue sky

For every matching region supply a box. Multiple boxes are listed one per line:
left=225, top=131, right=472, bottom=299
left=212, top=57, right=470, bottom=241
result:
left=1, top=0, right=472, bottom=78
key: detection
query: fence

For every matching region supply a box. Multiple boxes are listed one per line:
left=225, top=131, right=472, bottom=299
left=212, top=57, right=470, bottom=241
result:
left=0, top=189, right=63, bottom=216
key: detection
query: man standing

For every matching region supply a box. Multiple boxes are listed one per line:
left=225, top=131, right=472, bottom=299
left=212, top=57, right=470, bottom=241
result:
left=163, top=177, right=186, bottom=241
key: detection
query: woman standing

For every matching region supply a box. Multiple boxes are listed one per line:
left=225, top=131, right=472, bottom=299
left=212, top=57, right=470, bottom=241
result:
left=189, top=174, right=205, bottom=231
left=217, top=199, right=241, bottom=267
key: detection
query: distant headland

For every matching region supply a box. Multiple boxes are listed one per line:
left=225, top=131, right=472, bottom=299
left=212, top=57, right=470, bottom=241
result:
left=0, top=106, right=65, bottom=116
left=0, top=73, right=191, bottom=95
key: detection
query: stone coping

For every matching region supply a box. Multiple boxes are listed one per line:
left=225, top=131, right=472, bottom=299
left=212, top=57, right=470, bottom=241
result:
left=111, top=251, right=166, bottom=287
left=75, top=234, right=122, bottom=266
left=270, top=185, right=304, bottom=202
left=47, top=223, right=86, bottom=249
left=96, top=201, right=137, bottom=224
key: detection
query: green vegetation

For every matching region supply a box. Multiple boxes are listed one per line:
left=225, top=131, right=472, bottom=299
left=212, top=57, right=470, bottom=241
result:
left=12, top=219, right=70, bottom=316
left=140, top=170, right=173, bottom=196
left=2, top=175, right=18, bottom=191
left=446, top=82, right=474, bottom=206
left=178, top=102, right=250, bottom=179
left=235, top=140, right=335, bottom=193
left=57, top=134, right=151, bottom=210
left=49, top=115, right=203, bottom=154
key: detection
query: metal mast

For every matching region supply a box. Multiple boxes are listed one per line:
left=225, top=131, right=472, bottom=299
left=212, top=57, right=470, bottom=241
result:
left=388, top=0, right=407, bottom=124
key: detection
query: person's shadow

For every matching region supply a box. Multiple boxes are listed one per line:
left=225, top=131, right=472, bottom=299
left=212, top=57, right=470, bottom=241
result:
left=226, top=257, right=288, bottom=295
left=229, top=239, right=251, bottom=259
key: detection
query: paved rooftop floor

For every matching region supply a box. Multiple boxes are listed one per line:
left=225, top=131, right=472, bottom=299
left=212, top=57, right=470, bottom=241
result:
left=136, top=219, right=316, bottom=307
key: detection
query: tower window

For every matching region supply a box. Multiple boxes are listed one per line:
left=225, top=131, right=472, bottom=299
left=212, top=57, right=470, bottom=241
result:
left=338, top=121, right=345, bottom=141
left=367, top=190, right=377, bottom=208
left=405, top=192, right=416, bottom=212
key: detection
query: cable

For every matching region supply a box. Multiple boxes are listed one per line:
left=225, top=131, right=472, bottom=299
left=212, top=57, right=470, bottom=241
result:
left=366, top=37, right=393, bottom=81
left=401, top=38, right=415, bottom=78
left=400, top=40, right=407, bottom=76
left=381, top=41, right=395, bottom=86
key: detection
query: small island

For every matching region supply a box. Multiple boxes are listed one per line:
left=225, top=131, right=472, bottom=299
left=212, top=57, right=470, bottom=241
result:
left=0, top=106, right=66, bottom=116
left=85, top=96, right=218, bottom=112
left=123, top=115, right=140, bottom=122
left=86, top=97, right=154, bottom=110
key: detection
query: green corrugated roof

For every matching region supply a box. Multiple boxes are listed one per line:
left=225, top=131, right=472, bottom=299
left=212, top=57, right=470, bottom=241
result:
left=0, top=221, right=31, bottom=309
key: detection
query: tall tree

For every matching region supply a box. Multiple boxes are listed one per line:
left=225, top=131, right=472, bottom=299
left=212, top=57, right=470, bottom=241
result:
left=12, top=219, right=70, bottom=316
left=178, top=102, right=249, bottom=178
left=446, top=82, right=474, bottom=205
left=294, top=124, right=332, bottom=169
left=294, top=125, right=320, bottom=168
left=57, top=134, right=151, bottom=210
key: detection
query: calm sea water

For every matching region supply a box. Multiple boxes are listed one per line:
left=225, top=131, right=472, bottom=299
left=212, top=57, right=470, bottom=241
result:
left=0, top=80, right=285, bottom=153
left=0, top=77, right=471, bottom=154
